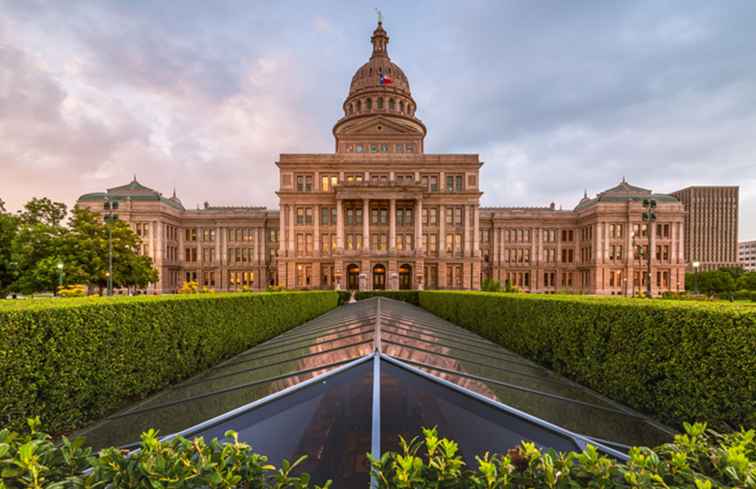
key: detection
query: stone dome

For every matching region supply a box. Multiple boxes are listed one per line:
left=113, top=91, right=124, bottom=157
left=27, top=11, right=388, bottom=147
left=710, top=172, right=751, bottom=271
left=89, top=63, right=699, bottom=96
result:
left=337, top=21, right=422, bottom=123
left=348, top=22, right=411, bottom=97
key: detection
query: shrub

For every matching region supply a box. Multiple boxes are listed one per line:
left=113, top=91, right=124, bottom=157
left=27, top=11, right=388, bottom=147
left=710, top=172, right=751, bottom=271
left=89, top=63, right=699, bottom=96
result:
left=0, top=291, right=337, bottom=434
left=57, top=284, right=87, bottom=298
left=370, top=424, right=755, bottom=489
left=355, top=290, right=420, bottom=305
left=0, top=418, right=330, bottom=488
left=419, top=291, right=756, bottom=430
left=337, top=290, right=352, bottom=305
left=481, top=278, right=501, bottom=292
left=178, top=280, right=199, bottom=294
left=3, top=421, right=753, bottom=488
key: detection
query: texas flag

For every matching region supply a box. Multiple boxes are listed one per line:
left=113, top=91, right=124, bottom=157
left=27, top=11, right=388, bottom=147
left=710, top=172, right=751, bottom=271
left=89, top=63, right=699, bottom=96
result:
left=380, top=72, right=393, bottom=85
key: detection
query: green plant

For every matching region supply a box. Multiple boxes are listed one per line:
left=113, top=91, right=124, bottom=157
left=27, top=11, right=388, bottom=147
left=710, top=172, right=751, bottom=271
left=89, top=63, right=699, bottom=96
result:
left=0, top=291, right=338, bottom=434
left=0, top=418, right=331, bottom=488
left=481, top=278, right=501, bottom=292
left=370, top=424, right=756, bottom=488
left=57, top=284, right=87, bottom=298
left=419, top=291, right=756, bottom=430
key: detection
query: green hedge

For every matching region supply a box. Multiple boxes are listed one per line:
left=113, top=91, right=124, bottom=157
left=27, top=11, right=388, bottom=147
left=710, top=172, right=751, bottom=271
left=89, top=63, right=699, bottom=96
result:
left=355, top=290, right=420, bottom=305
left=0, top=291, right=337, bottom=434
left=419, top=291, right=756, bottom=430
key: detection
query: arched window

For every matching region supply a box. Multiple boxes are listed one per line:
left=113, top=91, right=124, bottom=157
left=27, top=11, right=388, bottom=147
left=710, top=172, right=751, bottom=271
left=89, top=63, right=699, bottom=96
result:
left=389, top=98, right=396, bottom=111
left=348, top=103, right=353, bottom=115
left=377, top=97, right=384, bottom=110
left=357, top=100, right=362, bottom=113
left=399, top=101, right=405, bottom=113
left=366, top=98, right=373, bottom=111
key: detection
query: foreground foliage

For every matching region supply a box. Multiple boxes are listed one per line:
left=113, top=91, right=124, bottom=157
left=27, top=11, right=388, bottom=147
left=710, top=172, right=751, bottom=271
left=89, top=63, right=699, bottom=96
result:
left=0, top=291, right=337, bottom=434
left=419, top=291, right=756, bottom=430
left=1, top=421, right=753, bottom=488
left=370, top=425, right=755, bottom=489
left=0, top=418, right=330, bottom=489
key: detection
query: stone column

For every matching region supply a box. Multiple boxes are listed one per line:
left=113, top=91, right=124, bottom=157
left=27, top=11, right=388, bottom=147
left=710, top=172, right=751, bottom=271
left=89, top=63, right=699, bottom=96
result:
left=389, top=198, right=397, bottom=253
left=336, top=199, right=344, bottom=252
left=363, top=198, right=370, bottom=252
left=314, top=205, right=320, bottom=256
left=279, top=206, right=286, bottom=257
left=288, top=205, right=295, bottom=254
left=464, top=205, right=472, bottom=257
left=414, top=199, right=423, bottom=254
left=473, top=205, right=480, bottom=256
left=439, top=204, right=446, bottom=258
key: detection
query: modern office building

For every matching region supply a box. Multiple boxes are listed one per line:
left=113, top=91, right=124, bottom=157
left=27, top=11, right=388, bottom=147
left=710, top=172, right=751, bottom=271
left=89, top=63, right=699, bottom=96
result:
left=77, top=21, right=688, bottom=295
left=671, top=186, right=739, bottom=271
left=740, top=240, right=756, bottom=272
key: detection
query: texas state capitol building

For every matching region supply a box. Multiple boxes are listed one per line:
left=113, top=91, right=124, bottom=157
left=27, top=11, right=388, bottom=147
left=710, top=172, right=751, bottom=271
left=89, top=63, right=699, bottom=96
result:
left=77, top=21, right=687, bottom=295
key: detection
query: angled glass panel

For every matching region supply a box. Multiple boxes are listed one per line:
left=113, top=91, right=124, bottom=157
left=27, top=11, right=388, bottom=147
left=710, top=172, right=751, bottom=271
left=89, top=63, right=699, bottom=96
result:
left=182, top=360, right=374, bottom=488
left=408, top=363, right=671, bottom=448
left=380, top=360, right=580, bottom=463
left=382, top=341, right=625, bottom=409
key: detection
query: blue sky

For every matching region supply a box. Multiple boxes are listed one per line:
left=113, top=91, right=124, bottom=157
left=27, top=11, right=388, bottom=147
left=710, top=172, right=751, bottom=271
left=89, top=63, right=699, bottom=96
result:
left=1, top=1, right=755, bottom=239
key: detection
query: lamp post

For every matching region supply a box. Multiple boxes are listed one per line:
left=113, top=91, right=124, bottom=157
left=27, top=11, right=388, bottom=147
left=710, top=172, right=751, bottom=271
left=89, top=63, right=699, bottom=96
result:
left=692, top=261, right=700, bottom=295
left=103, top=195, right=119, bottom=296
left=56, top=261, right=64, bottom=295
left=642, top=198, right=657, bottom=298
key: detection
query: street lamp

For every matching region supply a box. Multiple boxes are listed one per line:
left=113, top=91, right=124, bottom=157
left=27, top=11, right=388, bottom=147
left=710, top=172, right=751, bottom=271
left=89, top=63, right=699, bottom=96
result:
left=692, top=261, right=701, bottom=295
left=103, top=196, right=119, bottom=296
left=56, top=261, right=64, bottom=295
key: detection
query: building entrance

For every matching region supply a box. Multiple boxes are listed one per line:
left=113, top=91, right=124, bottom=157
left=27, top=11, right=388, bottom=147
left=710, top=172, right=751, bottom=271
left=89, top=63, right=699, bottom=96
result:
left=347, top=264, right=360, bottom=290
left=399, top=264, right=412, bottom=289
left=373, top=264, right=386, bottom=290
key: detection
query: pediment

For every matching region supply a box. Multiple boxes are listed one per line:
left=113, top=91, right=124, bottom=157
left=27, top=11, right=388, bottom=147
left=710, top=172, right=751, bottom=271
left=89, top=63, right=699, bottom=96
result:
left=337, top=116, right=422, bottom=136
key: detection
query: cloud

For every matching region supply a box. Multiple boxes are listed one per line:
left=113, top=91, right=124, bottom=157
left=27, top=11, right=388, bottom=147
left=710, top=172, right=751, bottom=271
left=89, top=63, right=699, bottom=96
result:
left=0, top=1, right=754, bottom=239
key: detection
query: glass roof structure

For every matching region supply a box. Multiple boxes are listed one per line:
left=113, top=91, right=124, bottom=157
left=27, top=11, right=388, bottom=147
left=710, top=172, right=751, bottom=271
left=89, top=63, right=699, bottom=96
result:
left=79, top=298, right=673, bottom=487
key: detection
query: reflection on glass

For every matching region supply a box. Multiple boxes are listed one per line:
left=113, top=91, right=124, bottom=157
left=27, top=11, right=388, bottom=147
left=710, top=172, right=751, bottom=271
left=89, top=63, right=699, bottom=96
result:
left=188, top=361, right=374, bottom=488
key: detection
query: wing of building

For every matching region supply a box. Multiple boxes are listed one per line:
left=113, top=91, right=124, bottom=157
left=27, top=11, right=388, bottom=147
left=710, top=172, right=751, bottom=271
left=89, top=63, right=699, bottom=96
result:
left=78, top=20, right=695, bottom=296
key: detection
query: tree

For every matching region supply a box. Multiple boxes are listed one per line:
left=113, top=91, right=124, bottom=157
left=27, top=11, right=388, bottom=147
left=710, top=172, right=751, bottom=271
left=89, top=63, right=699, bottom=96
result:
left=17, top=197, right=67, bottom=227
left=9, top=200, right=68, bottom=294
left=63, top=207, right=158, bottom=291
left=719, top=266, right=745, bottom=280
left=686, top=270, right=737, bottom=295
left=0, top=197, right=6, bottom=213
left=736, top=271, right=756, bottom=291
left=0, top=212, right=18, bottom=295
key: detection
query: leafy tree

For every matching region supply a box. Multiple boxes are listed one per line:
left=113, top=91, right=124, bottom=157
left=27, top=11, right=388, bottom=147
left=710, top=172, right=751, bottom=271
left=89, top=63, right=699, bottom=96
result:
left=0, top=212, right=18, bottom=295
left=720, top=266, right=746, bottom=280
left=17, top=197, right=67, bottom=227
left=63, top=207, right=157, bottom=292
left=9, top=200, right=67, bottom=294
left=736, top=271, right=756, bottom=291
left=686, top=270, right=736, bottom=295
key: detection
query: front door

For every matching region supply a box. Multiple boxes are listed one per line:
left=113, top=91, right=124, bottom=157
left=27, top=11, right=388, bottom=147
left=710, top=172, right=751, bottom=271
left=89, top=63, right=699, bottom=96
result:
left=347, top=264, right=360, bottom=290
left=373, top=264, right=386, bottom=290
left=399, top=264, right=412, bottom=289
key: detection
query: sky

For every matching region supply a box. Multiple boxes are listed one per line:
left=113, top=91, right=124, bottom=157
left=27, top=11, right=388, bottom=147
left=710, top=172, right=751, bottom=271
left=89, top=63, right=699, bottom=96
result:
left=1, top=1, right=755, bottom=239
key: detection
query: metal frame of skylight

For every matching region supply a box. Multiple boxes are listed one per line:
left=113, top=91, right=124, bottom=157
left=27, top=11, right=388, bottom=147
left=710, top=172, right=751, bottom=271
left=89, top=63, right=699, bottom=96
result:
left=160, top=354, right=375, bottom=443
left=216, top=327, right=375, bottom=370
left=108, top=296, right=680, bottom=477
left=378, top=352, right=630, bottom=461
left=175, top=338, right=375, bottom=389
left=107, top=356, right=366, bottom=420
left=381, top=319, right=524, bottom=354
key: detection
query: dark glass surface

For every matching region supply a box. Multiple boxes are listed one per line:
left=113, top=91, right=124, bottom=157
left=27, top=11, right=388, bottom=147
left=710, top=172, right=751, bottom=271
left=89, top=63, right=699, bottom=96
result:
left=188, top=360, right=374, bottom=488
left=380, top=360, right=579, bottom=463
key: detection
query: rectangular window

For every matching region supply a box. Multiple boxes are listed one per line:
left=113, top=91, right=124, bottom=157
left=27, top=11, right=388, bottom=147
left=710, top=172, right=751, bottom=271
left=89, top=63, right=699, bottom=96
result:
left=321, top=207, right=330, bottom=225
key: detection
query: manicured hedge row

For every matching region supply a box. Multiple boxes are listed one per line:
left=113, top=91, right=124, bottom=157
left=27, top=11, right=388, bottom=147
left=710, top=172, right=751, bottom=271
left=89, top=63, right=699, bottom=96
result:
left=0, top=291, right=337, bottom=434
left=419, top=291, right=756, bottom=430
left=355, top=290, right=420, bottom=305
